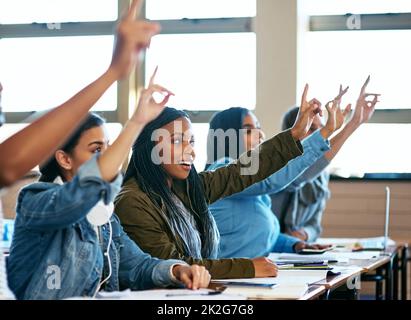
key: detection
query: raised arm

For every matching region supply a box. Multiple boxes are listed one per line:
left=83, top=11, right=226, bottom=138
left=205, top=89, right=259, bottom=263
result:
left=324, top=76, right=379, bottom=161
left=97, top=67, right=173, bottom=181
left=0, top=0, right=160, bottom=187
left=201, top=84, right=324, bottom=203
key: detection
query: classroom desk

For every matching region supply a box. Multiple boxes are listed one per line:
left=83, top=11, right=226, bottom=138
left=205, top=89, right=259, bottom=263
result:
left=393, top=240, right=409, bottom=300
left=309, top=267, right=363, bottom=300
left=350, top=244, right=406, bottom=300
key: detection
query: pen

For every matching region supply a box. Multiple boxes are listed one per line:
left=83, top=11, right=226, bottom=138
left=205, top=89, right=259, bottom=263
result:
left=165, top=291, right=222, bottom=297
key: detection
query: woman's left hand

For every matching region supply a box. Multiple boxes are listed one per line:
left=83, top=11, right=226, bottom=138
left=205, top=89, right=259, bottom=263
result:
left=131, top=66, right=175, bottom=125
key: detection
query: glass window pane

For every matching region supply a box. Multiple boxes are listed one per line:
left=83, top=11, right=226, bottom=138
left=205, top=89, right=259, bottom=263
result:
left=145, top=33, right=256, bottom=110
left=330, top=124, right=411, bottom=175
left=0, top=0, right=117, bottom=24
left=146, top=0, right=256, bottom=20
left=299, top=30, right=411, bottom=109
left=0, top=36, right=116, bottom=112
left=301, top=0, right=411, bottom=15
left=0, top=124, right=28, bottom=144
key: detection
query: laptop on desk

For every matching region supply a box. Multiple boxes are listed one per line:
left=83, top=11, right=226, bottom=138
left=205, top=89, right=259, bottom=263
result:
left=356, top=186, right=394, bottom=253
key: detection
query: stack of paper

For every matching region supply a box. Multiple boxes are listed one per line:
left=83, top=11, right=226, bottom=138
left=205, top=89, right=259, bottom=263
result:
left=212, top=270, right=328, bottom=299
left=269, top=252, right=344, bottom=263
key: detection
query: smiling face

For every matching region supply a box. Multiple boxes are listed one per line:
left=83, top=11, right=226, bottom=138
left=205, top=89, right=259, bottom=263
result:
left=157, top=117, right=196, bottom=181
left=56, top=125, right=109, bottom=181
left=242, top=112, right=265, bottom=152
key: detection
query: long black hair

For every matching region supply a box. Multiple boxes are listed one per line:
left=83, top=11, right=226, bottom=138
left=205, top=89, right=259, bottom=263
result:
left=124, top=107, right=219, bottom=259
left=39, top=113, right=105, bottom=182
left=205, top=107, right=249, bottom=170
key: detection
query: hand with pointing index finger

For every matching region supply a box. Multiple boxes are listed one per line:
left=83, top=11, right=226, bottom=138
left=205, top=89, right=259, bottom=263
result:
left=290, top=84, right=322, bottom=141
left=131, top=66, right=174, bottom=125
left=321, top=84, right=351, bottom=138
left=109, top=0, right=161, bottom=79
left=350, top=75, right=380, bottom=127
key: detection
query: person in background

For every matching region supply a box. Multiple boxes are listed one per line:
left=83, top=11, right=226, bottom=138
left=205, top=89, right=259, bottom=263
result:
left=205, top=86, right=346, bottom=258
left=272, top=76, right=380, bottom=242
left=0, top=0, right=161, bottom=300
left=114, top=86, right=322, bottom=279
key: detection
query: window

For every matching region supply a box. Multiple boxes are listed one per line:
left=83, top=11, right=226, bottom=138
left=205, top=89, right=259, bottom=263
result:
left=145, top=33, right=256, bottom=110
left=0, top=0, right=125, bottom=142
left=330, top=124, right=411, bottom=176
left=0, top=0, right=117, bottom=24
left=0, top=36, right=116, bottom=112
left=301, top=30, right=411, bottom=110
left=300, top=0, right=411, bottom=15
left=300, top=1, right=411, bottom=176
left=146, top=0, right=256, bottom=20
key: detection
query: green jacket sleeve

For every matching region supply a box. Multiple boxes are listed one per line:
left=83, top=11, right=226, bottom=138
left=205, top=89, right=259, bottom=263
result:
left=114, top=187, right=255, bottom=279
left=200, top=129, right=303, bottom=204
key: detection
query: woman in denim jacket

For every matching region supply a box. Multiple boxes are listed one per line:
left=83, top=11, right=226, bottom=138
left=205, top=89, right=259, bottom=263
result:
left=7, top=73, right=210, bottom=300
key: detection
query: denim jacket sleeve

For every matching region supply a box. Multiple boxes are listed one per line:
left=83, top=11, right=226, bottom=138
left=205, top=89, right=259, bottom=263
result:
left=17, top=155, right=122, bottom=231
left=272, top=233, right=300, bottom=253
left=221, top=129, right=330, bottom=198
left=286, top=155, right=330, bottom=191
left=115, top=216, right=186, bottom=290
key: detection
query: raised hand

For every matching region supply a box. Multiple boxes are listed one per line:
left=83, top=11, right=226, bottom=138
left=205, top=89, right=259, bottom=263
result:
left=109, top=0, right=161, bottom=79
left=290, top=84, right=322, bottom=140
left=130, top=66, right=174, bottom=125
left=252, top=257, right=278, bottom=277
left=173, top=265, right=211, bottom=290
left=321, top=85, right=351, bottom=138
left=350, top=76, right=380, bottom=127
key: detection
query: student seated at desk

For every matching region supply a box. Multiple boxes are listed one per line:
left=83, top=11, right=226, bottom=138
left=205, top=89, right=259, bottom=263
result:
left=205, top=85, right=344, bottom=258
left=7, top=80, right=210, bottom=299
left=272, top=77, right=380, bottom=242
left=0, top=0, right=159, bottom=300
left=114, top=92, right=321, bottom=280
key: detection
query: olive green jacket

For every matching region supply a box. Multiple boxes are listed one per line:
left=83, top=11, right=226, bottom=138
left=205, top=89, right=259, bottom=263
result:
left=114, top=130, right=303, bottom=279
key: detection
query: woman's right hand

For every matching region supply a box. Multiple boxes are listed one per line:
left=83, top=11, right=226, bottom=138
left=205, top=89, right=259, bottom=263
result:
left=109, top=0, right=161, bottom=79
left=320, top=85, right=351, bottom=138
left=252, top=257, right=278, bottom=277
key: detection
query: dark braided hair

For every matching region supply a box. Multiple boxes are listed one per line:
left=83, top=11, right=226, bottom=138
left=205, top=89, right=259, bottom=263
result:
left=39, top=113, right=105, bottom=182
left=124, top=107, right=219, bottom=259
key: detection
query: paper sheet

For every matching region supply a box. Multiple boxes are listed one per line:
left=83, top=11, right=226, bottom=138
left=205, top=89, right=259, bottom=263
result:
left=94, top=289, right=246, bottom=300
left=224, top=283, right=309, bottom=300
